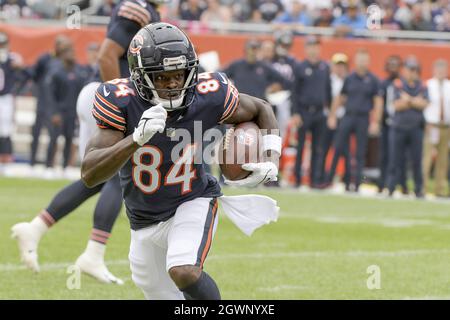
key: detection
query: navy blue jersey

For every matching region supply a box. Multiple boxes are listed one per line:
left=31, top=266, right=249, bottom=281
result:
left=92, top=72, right=240, bottom=230
left=0, top=55, right=19, bottom=95
left=393, top=78, right=428, bottom=129
left=106, top=0, right=160, bottom=78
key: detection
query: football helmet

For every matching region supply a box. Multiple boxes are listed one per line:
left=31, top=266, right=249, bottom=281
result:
left=127, top=22, right=199, bottom=111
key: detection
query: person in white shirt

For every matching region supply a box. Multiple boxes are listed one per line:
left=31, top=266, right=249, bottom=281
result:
left=319, top=53, right=350, bottom=186
left=423, top=59, right=450, bottom=197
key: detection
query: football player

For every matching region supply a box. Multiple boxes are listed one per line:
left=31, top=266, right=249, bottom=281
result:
left=11, top=0, right=162, bottom=284
left=81, top=22, right=280, bottom=300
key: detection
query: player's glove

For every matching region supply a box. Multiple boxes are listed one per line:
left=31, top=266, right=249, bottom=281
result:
left=132, top=104, right=167, bottom=146
left=224, top=162, right=278, bottom=188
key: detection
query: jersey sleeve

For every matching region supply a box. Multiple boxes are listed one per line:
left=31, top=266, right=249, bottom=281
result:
left=215, top=72, right=240, bottom=123
left=92, top=83, right=127, bottom=132
left=107, top=0, right=156, bottom=49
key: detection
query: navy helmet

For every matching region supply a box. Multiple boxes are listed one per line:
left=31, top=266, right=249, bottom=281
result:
left=127, top=22, right=199, bottom=111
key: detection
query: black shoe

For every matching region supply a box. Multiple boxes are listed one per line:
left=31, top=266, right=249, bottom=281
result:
left=415, top=192, right=425, bottom=199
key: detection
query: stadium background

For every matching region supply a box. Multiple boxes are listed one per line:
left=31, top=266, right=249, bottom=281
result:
left=1, top=0, right=450, bottom=300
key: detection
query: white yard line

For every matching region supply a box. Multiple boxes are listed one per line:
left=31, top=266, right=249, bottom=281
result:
left=279, top=212, right=450, bottom=229
left=2, top=249, right=450, bottom=272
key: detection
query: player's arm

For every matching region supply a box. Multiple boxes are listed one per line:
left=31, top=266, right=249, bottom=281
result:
left=81, top=128, right=135, bottom=188
left=224, top=93, right=280, bottom=157
left=97, top=38, right=125, bottom=82
left=81, top=95, right=167, bottom=188
left=222, top=94, right=281, bottom=187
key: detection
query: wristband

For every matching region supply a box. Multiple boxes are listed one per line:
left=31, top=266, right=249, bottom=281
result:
left=262, top=134, right=282, bottom=155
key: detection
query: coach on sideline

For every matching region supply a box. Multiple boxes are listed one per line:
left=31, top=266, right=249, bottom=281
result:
left=326, top=49, right=383, bottom=192
left=387, top=57, right=429, bottom=198
left=290, top=35, right=331, bottom=188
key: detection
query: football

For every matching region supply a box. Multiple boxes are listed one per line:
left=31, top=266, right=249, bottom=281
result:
left=219, top=121, right=262, bottom=181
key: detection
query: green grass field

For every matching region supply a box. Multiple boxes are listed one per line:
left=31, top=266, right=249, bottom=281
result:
left=1, top=177, right=450, bottom=300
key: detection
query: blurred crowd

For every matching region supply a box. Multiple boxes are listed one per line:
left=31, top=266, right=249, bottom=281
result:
left=172, top=0, right=450, bottom=33
left=1, top=0, right=450, bottom=34
left=219, top=31, right=450, bottom=198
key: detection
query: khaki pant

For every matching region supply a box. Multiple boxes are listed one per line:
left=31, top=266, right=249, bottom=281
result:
left=423, top=123, right=450, bottom=196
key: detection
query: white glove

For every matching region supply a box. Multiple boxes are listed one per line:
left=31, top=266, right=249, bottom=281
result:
left=224, top=162, right=278, bottom=188
left=132, top=104, right=167, bottom=146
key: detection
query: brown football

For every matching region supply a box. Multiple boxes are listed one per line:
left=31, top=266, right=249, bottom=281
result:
left=219, top=122, right=262, bottom=181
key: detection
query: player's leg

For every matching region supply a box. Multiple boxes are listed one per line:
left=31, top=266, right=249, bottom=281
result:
left=129, top=220, right=184, bottom=299
left=11, top=180, right=103, bottom=272
left=75, top=174, right=124, bottom=284
left=167, top=197, right=221, bottom=300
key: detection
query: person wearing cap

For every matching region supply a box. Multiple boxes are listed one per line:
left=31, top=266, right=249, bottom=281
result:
left=387, top=57, right=429, bottom=198
left=326, top=49, right=383, bottom=192
left=423, top=59, right=450, bottom=197
left=377, top=55, right=408, bottom=195
left=222, top=39, right=287, bottom=101
left=0, top=32, right=24, bottom=174
left=319, top=52, right=350, bottom=186
left=290, top=35, right=332, bottom=188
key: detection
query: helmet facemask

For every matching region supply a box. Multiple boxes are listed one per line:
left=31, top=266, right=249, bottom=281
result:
left=131, top=55, right=199, bottom=111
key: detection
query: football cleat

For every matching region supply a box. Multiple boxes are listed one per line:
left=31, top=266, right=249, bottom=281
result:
left=11, top=222, right=41, bottom=273
left=75, top=252, right=124, bottom=285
